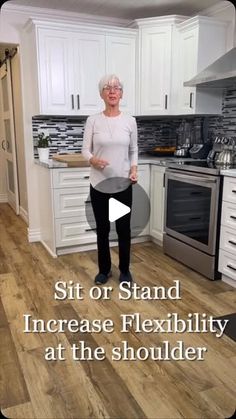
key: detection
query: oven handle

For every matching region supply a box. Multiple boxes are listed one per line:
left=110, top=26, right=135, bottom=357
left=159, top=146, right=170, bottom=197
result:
left=166, top=172, right=217, bottom=184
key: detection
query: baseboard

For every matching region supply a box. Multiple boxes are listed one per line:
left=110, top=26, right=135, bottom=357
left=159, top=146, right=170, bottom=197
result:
left=28, top=228, right=41, bottom=242
left=41, top=240, right=57, bottom=258
left=19, top=206, right=28, bottom=225
left=0, top=194, right=8, bottom=203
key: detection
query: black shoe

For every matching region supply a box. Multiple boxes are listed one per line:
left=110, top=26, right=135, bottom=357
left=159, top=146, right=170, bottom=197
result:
left=119, top=271, right=133, bottom=284
left=94, top=271, right=112, bottom=285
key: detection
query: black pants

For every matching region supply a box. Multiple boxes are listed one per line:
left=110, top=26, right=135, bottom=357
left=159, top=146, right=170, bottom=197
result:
left=90, top=184, right=132, bottom=275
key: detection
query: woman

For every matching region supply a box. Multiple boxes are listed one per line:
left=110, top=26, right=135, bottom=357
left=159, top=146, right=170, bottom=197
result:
left=82, top=74, right=138, bottom=285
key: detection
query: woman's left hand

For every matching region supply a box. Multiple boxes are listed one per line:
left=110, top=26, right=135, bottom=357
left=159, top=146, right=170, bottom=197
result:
left=129, top=170, right=138, bottom=183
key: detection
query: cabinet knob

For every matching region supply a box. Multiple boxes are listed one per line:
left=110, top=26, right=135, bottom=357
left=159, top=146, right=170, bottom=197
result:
left=71, top=94, right=74, bottom=109
left=190, top=92, right=194, bottom=108
left=227, top=264, right=236, bottom=271
left=165, top=94, right=168, bottom=110
left=1, top=140, right=6, bottom=150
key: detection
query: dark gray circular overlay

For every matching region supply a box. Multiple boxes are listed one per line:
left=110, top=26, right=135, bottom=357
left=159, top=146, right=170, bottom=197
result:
left=85, top=177, right=150, bottom=238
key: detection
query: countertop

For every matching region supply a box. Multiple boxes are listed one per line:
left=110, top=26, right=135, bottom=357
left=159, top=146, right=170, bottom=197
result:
left=220, top=169, right=236, bottom=177
left=34, top=154, right=199, bottom=169
left=35, top=156, right=236, bottom=175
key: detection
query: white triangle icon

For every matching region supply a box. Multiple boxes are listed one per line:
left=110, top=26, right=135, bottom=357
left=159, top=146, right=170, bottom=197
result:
left=109, top=198, right=131, bottom=222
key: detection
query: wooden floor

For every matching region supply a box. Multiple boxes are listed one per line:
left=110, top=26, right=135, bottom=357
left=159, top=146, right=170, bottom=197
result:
left=0, top=203, right=236, bottom=419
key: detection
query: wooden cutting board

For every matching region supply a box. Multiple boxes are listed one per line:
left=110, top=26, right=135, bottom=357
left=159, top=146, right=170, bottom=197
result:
left=52, top=153, right=89, bottom=167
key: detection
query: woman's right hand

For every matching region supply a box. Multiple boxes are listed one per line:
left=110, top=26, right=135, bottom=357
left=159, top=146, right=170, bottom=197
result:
left=89, top=156, right=109, bottom=170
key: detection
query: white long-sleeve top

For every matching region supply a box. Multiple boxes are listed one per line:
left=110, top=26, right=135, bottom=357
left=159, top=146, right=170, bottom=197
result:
left=82, top=112, right=138, bottom=188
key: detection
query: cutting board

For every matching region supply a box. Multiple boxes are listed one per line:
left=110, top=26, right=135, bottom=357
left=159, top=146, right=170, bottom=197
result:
left=52, top=153, right=89, bottom=167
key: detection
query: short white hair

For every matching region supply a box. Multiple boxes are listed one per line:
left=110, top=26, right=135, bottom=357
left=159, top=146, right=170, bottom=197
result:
left=98, top=74, right=123, bottom=94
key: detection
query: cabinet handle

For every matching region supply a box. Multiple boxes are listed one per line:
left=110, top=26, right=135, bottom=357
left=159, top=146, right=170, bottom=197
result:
left=228, top=240, right=236, bottom=246
left=1, top=140, right=6, bottom=150
left=190, top=92, right=193, bottom=108
left=227, top=264, right=236, bottom=271
left=230, top=215, right=236, bottom=220
left=77, top=94, right=80, bottom=110
left=165, top=94, right=168, bottom=110
left=85, top=228, right=96, bottom=232
left=163, top=173, right=165, bottom=188
left=71, top=94, right=74, bottom=109
left=232, top=190, right=236, bottom=193
left=83, top=175, right=89, bottom=179
left=85, top=200, right=91, bottom=204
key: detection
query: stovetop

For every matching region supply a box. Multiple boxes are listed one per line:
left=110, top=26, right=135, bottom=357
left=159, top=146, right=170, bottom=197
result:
left=167, top=160, right=236, bottom=176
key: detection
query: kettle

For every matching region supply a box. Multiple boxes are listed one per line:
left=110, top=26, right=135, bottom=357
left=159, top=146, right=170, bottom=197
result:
left=215, top=139, right=235, bottom=165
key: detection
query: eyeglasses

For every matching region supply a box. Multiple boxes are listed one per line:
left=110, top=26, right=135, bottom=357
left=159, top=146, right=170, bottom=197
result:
left=103, top=85, right=122, bottom=92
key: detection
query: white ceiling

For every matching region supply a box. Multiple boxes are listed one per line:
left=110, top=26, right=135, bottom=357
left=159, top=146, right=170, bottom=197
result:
left=8, top=0, right=226, bottom=20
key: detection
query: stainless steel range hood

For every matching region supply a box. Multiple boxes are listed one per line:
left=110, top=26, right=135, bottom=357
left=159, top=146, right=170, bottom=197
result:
left=184, top=47, right=236, bottom=88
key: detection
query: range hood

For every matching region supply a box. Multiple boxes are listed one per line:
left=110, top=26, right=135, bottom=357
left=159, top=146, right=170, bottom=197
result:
left=184, top=47, right=236, bottom=88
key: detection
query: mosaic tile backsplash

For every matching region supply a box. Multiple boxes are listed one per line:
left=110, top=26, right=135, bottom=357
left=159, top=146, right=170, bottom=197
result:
left=33, top=86, right=236, bottom=158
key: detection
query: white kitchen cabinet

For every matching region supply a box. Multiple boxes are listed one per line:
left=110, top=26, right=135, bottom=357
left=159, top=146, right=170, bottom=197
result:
left=24, top=20, right=137, bottom=116
left=176, top=16, right=228, bottom=114
left=219, top=176, right=236, bottom=287
left=150, top=165, right=165, bottom=242
left=132, top=164, right=150, bottom=236
left=106, top=34, right=136, bottom=114
left=37, top=164, right=151, bottom=256
left=37, top=28, right=105, bottom=115
left=52, top=168, right=97, bottom=249
left=136, top=16, right=186, bottom=115
left=136, top=15, right=227, bottom=116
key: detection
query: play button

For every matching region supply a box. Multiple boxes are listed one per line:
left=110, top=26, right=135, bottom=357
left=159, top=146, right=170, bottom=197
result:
left=85, top=176, right=150, bottom=238
left=109, top=198, right=131, bottom=222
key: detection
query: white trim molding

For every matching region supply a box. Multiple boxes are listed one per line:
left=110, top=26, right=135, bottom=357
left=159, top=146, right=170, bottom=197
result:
left=198, top=1, right=234, bottom=18
left=2, top=3, right=132, bottom=28
left=41, top=240, right=57, bottom=258
left=19, top=206, right=28, bottom=225
left=0, top=194, right=7, bottom=203
left=28, top=227, right=41, bottom=242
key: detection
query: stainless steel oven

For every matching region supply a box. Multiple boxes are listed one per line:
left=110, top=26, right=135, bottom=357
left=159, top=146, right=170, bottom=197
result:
left=163, top=164, right=223, bottom=280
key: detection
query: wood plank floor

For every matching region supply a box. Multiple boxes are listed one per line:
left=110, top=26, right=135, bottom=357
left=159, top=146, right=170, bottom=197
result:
left=0, top=203, right=235, bottom=419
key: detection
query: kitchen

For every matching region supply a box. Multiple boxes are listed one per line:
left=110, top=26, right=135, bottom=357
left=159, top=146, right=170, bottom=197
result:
left=0, top=0, right=236, bottom=418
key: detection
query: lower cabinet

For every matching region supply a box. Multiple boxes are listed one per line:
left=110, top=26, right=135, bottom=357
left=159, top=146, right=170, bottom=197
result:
left=38, top=164, right=151, bottom=256
left=52, top=167, right=96, bottom=254
left=150, top=165, right=165, bottom=242
left=218, top=176, right=236, bottom=287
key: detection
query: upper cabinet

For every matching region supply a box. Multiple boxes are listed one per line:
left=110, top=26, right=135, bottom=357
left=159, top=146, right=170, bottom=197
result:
left=176, top=16, right=228, bottom=115
left=136, top=16, right=186, bottom=115
left=136, top=15, right=228, bottom=116
left=106, top=34, right=136, bottom=114
left=24, top=15, right=228, bottom=117
left=37, top=29, right=106, bottom=115
left=24, top=21, right=137, bottom=116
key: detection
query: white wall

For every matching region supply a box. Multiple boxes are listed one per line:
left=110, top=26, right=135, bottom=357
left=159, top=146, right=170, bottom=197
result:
left=11, top=50, right=28, bottom=214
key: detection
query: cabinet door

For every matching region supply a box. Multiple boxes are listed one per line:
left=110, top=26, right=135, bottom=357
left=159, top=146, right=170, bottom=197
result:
left=177, top=27, right=198, bottom=114
left=150, top=165, right=165, bottom=242
left=106, top=34, right=136, bottom=114
left=37, top=28, right=75, bottom=115
left=132, top=164, right=150, bottom=236
left=140, top=26, right=172, bottom=115
left=73, top=33, right=106, bottom=115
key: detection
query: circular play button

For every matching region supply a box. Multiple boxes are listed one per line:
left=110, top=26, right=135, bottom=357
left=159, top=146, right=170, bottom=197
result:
left=85, top=177, right=150, bottom=238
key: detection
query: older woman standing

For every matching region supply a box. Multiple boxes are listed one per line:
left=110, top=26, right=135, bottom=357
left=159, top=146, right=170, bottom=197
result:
left=82, top=74, right=138, bottom=285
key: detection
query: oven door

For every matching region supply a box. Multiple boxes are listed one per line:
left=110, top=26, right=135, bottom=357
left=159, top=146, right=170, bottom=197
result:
left=164, top=169, right=221, bottom=255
